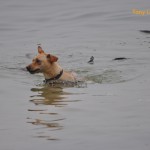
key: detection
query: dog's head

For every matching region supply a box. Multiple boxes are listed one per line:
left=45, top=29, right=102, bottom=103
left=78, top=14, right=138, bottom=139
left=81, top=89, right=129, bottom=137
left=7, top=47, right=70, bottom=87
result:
left=26, top=46, right=58, bottom=74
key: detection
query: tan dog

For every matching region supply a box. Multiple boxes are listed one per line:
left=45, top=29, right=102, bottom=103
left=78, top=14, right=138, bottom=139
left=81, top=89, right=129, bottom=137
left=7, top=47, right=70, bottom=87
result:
left=26, top=46, right=77, bottom=83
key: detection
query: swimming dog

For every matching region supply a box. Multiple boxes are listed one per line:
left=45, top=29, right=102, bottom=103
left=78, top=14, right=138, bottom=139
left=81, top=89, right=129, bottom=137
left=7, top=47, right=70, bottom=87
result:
left=26, top=46, right=77, bottom=83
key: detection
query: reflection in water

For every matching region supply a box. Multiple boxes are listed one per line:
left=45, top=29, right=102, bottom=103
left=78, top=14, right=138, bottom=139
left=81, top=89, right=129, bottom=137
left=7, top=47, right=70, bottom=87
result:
left=30, top=85, right=82, bottom=105
left=27, top=118, right=64, bottom=128
left=27, top=118, right=63, bottom=128
left=30, top=86, right=67, bottom=106
left=27, top=85, right=80, bottom=140
left=27, top=117, right=63, bottom=140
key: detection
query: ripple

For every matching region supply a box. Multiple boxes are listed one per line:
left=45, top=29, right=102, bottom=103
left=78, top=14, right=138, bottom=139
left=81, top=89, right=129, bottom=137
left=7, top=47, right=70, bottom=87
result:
left=86, top=69, right=123, bottom=84
left=60, top=11, right=106, bottom=22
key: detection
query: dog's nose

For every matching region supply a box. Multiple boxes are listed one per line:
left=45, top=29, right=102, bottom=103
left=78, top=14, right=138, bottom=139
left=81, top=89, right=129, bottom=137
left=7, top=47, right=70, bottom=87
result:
left=26, top=65, right=31, bottom=71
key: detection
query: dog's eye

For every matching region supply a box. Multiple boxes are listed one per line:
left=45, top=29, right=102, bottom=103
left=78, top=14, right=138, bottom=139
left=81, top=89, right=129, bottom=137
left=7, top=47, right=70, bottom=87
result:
left=36, top=59, right=41, bottom=64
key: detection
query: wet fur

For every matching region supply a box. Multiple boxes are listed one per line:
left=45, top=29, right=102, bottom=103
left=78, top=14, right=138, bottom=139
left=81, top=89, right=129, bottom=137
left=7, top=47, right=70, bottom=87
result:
left=26, top=46, right=77, bottom=82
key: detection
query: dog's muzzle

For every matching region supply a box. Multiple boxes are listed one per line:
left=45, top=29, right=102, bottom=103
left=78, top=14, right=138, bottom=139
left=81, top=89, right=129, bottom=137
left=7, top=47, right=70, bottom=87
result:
left=26, top=65, right=40, bottom=74
left=26, top=65, right=31, bottom=71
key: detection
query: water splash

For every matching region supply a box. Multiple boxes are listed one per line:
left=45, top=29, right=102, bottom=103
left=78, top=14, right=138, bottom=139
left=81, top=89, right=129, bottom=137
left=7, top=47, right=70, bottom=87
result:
left=85, top=69, right=123, bottom=84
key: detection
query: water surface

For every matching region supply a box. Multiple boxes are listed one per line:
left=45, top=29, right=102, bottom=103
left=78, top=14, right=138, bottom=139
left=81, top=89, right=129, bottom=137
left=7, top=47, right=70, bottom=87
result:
left=0, top=0, right=150, bottom=150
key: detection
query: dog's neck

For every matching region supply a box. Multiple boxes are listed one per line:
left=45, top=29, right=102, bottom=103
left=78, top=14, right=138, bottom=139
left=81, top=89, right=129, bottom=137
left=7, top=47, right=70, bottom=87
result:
left=43, top=62, right=63, bottom=80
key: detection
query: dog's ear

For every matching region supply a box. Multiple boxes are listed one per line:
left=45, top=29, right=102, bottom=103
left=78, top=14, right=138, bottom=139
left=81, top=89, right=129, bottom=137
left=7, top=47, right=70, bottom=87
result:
left=38, top=46, right=45, bottom=54
left=47, top=54, right=58, bottom=63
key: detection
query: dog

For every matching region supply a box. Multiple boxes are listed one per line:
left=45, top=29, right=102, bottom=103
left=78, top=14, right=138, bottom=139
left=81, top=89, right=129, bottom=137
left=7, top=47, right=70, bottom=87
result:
left=26, top=46, right=77, bottom=83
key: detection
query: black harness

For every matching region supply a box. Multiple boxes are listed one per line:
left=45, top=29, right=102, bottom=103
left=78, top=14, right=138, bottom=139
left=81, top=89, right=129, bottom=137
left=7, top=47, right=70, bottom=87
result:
left=44, top=70, right=63, bottom=83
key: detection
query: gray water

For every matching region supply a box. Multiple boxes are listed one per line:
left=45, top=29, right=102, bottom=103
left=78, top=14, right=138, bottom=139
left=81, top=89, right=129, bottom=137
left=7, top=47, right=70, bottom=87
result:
left=1, top=0, right=150, bottom=150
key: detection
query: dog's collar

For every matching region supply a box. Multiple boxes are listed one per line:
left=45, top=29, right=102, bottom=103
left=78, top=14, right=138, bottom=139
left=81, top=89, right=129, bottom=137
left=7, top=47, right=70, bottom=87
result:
left=44, top=69, right=63, bottom=83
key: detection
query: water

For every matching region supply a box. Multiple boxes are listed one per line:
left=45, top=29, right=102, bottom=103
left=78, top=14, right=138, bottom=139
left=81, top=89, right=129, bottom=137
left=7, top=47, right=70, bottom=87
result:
left=0, top=0, right=150, bottom=149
